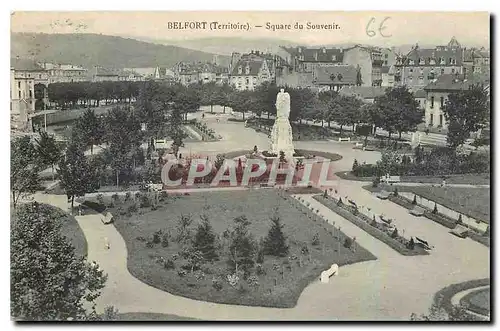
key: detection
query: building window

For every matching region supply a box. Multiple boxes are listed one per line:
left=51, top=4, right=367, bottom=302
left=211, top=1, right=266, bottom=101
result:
left=431, top=96, right=434, bottom=109
left=18, top=82, right=21, bottom=88
left=38, top=74, right=41, bottom=79
left=439, top=115, right=443, bottom=126
left=430, top=113, right=434, bottom=126
left=385, top=54, right=388, bottom=58
left=332, top=55, right=336, bottom=61
left=451, top=68, right=455, bottom=74
left=29, top=90, right=32, bottom=98
left=18, top=91, right=21, bottom=98
left=440, top=97, right=444, bottom=108
left=440, top=57, right=445, bottom=65
left=238, top=67, right=242, bottom=74
left=409, top=68, right=414, bottom=74
left=246, top=78, right=249, bottom=84
left=441, top=68, right=445, bottom=74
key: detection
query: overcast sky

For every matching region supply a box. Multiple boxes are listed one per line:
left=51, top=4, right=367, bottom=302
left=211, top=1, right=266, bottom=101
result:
left=11, top=11, right=490, bottom=47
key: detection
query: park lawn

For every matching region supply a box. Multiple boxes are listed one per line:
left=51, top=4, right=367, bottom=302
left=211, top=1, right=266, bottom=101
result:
left=398, top=186, right=490, bottom=223
left=460, top=288, right=490, bottom=317
left=107, top=189, right=376, bottom=308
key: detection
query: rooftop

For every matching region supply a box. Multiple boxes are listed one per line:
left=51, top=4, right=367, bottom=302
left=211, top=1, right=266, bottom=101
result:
left=11, top=58, right=44, bottom=71
left=424, top=73, right=490, bottom=91
left=313, top=65, right=357, bottom=85
left=283, top=46, right=344, bottom=63
left=231, top=58, right=265, bottom=76
left=339, top=86, right=388, bottom=99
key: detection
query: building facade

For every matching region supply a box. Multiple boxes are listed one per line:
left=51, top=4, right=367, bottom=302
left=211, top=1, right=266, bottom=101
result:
left=422, top=73, right=490, bottom=129
left=11, top=66, right=36, bottom=131
left=229, top=53, right=272, bottom=91
left=394, top=37, right=464, bottom=91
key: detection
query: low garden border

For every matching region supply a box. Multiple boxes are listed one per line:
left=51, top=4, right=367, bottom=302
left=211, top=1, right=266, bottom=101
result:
left=459, top=288, right=491, bottom=317
left=313, top=195, right=428, bottom=256
left=433, top=278, right=490, bottom=319
left=382, top=192, right=490, bottom=248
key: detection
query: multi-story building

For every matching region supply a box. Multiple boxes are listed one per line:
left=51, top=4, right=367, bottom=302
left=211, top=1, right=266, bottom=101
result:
left=229, top=52, right=272, bottom=91
left=10, top=61, right=38, bottom=131
left=338, top=86, right=387, bottom=103
left=280, top=46, right=344, bottom=74
left=381, top=65, right=396, bottom=87
left=280, top=45, right=395, bottom=88
left=394, top=37, right=464, bottom=91
left=463, top=47, right=490, bottom=76
left=40, top=62, right=88, bottom=84
left=312, top=65, right=358, bottom=92
left=422, top=73, right=490, bottom=129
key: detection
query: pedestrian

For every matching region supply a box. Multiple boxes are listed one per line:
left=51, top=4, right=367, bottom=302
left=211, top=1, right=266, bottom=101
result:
left=104, top=237, right=110, bottom=250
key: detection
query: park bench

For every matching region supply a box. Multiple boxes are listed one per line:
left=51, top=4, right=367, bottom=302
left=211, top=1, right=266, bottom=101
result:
left=320, top=264, right=339, bottom=283
left=450, top=224, right=469, bottom=238
left=381, top=175, right=401, bottom=183
left=101, top=212, right=114, bottom=225
left=354, top=142, right=364, bottom=148
left=338, top=137, right=351, bottom=142
left=410, top=206, right=425, bottom=217
left=376, top=190, right=391, bottom=200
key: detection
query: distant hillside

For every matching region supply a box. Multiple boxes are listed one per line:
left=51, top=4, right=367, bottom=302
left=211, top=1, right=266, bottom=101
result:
left=143, top=37, right=298, bottom=56
left=11, top=33, right=231, bottom=69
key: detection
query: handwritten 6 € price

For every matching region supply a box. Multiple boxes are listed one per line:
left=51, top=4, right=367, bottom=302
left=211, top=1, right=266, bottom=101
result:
left=366, top=17, right=392, bottom=38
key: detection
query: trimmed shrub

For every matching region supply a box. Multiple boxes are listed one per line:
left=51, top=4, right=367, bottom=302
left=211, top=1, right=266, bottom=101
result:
left=393, top=187, right=399, bottom=197
left=372, top=176, right=380, bottom=188
left=412, top=194, right=417, bottom=205
left=391, top=228, right=399, bottom=239
left=432, top=203, right=438, bottom=214
left=343, top=237, right=352, bottom=249
left=311, top=233, right=320, bottom=246
left=152, top=230, right=162, bottom=244
left=161, top=233, right=169, bottom=247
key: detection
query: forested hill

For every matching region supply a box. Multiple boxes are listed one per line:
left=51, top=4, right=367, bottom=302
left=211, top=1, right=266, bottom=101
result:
left=11, top=33, right=230, bottom=69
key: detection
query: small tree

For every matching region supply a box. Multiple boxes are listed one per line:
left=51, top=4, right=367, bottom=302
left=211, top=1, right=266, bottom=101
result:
left=393, top=187, right=399, bottom=197
left=227, top=216, right=256, bottom=273
left=457, top=214, right=463, bottom=224
left=412, top=194, right=417, bottom=205
left=391, top=228, right=399, bottom=238
left=372, top=176, right=380, bottom=188
left=35, top=130, right=61, bottom=181
left=263, top=215, right=289, bottom=257
left=176, top=214, right=193, bottom=243
left=337, top=197, right=343, bottom=205
left=408, top=237, right=415, bottom=250
left=192, top=215, right=218, bottom=261
left=432, top=203, right=438, bottom=214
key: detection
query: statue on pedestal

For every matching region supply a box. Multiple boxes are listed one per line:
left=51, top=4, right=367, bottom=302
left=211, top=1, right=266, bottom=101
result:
left=270, top=89, right=295, bottom=159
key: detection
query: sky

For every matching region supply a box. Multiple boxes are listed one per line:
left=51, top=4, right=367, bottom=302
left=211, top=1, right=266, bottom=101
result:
left=11, top=11, right=490, bottom=47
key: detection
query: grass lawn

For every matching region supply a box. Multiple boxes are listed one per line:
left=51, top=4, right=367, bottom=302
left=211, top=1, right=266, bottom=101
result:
left=397, top=186, right=490, bottom=223
left=102, top=189, right=375, bottom=308
left=460, top=288, right=490, bottom=317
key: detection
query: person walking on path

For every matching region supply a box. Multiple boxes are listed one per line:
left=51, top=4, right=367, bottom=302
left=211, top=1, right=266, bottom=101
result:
left=104, top=237, right=110, bottom=250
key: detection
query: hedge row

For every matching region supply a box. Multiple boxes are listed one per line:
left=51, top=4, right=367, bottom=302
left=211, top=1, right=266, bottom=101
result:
left=314, top=196, right=428, bottom=256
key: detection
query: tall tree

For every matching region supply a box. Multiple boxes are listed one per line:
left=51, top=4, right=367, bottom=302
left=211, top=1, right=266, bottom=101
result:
left=103, top=106, right=143, bottom=186
left=11, top=202, right=107, bottom=321
left=374, top=86, right=424, bottom=141
left=34, top=130, right=61, bottom=181
left=442, top=84, right=490, bottom=149
left=58, top=142, right=99, bottom=209
left=74, top=109, right=104, bottom=155
left=11, top=137, right=41, bottom=210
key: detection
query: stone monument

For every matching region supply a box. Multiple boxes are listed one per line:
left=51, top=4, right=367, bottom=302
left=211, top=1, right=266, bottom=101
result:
left=270, top=89, right=295, bottom=159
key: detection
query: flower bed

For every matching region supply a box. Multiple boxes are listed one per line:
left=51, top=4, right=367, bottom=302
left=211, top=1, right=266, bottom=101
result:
left=314, top=196, right=428, bottom=256
left=107, top=190, right=375, bottom=308
left=460, top=288, right=490, bottom=317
